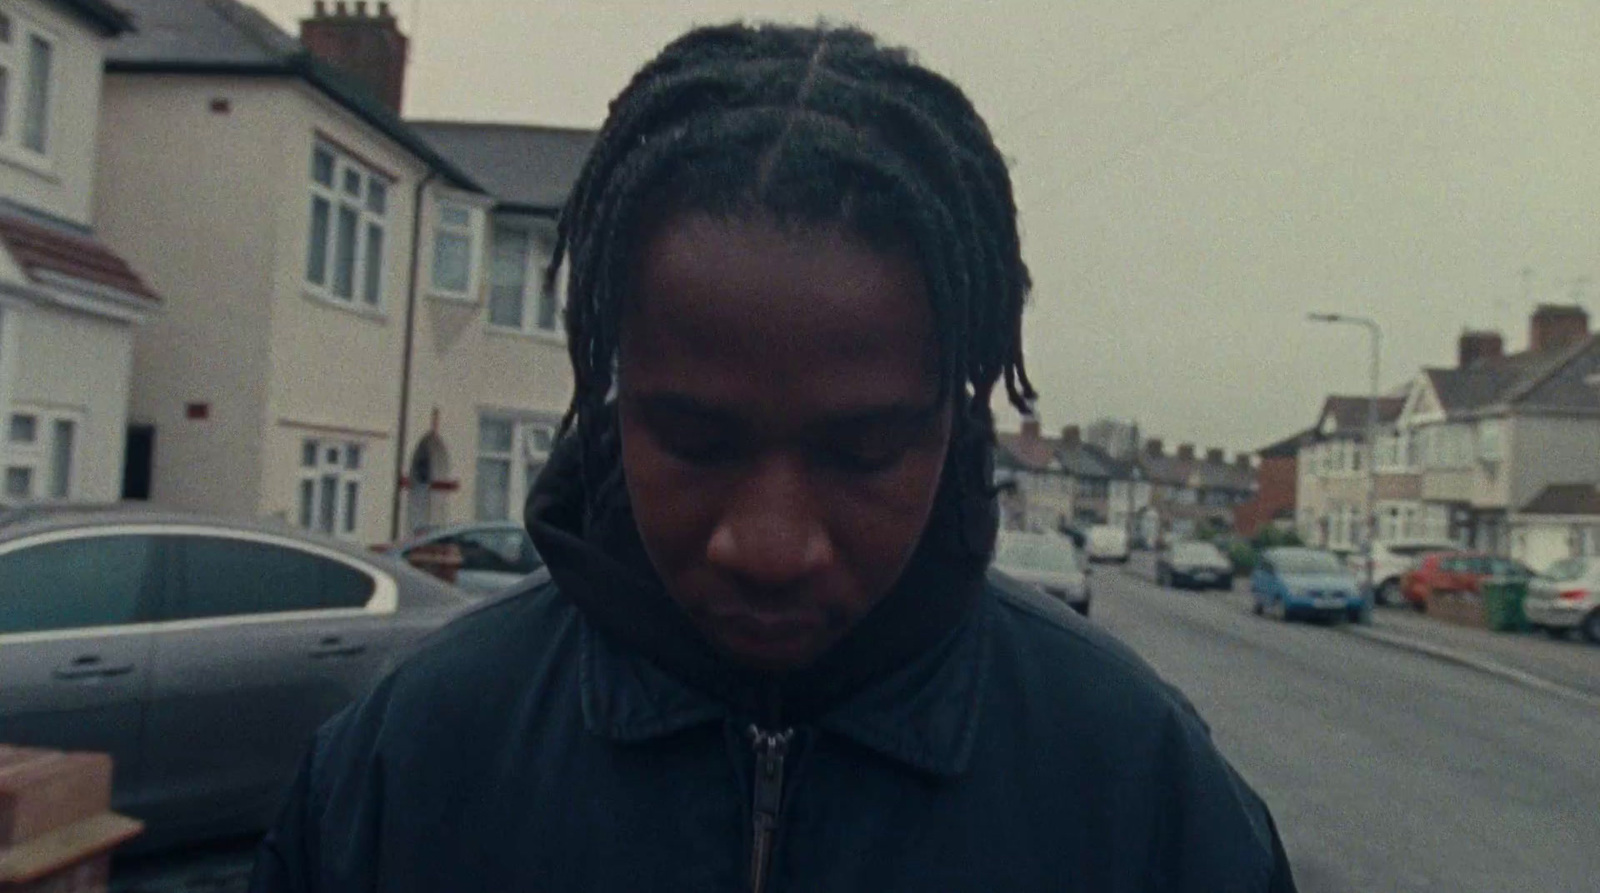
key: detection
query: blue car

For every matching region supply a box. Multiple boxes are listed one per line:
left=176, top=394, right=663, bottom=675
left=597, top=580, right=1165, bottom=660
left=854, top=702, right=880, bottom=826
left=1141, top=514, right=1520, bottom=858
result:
left=1251, top=546, right=1370, bottom=624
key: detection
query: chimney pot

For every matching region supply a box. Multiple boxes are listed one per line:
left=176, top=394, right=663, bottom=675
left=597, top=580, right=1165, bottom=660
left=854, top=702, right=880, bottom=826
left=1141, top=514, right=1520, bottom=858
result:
left=1061, top=425, right=1081, bottom=447
left=378, top=0, right=391, bottom=15
left=354, top=0, right=367, bottom=15
left=1177, top=443, right=1196, bottom=462
left=1205, top=448, right=1225, bottom=464
left=1235, top=454, right=1252, bottom=470
left=1145, top=438, right=1163, bottom=457
left=314, top=0, right=326, bottom=15
left=335, top=1, right=348, bottom=15
left=1021, top=417, right=1041, bottom=440
left=301, top=0, right=410, bottom=112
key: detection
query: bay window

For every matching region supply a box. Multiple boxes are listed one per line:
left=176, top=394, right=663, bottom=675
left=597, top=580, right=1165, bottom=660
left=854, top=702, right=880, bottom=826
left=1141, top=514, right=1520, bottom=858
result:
left=306, top=142, right=390, bottom=308
left=0, top=11, right=54, bottom=160
left=430, top=200, right=477, bottom=297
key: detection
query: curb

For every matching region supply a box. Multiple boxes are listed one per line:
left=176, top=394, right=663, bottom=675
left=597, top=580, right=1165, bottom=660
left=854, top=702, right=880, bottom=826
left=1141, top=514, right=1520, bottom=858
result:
left=1346, top=625, right=1600, bottom=708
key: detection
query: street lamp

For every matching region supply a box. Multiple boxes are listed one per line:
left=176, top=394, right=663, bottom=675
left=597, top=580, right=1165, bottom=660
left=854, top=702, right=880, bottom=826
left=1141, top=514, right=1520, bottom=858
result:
left=1308, top=312, right=1381, bottom=603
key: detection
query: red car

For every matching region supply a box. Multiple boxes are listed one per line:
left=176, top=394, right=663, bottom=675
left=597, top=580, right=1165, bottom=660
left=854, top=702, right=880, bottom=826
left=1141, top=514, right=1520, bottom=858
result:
left=1400, top=552, right=1535, bottom=610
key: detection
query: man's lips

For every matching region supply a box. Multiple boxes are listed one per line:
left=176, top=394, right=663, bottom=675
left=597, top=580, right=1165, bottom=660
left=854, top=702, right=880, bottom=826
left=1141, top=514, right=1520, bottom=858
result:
left=702, top=611, right=824, bottom=663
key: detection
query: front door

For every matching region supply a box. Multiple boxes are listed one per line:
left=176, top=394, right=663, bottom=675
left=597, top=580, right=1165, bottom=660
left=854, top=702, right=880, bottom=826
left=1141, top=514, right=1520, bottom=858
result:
left=0, top=532, right=163, bottom=813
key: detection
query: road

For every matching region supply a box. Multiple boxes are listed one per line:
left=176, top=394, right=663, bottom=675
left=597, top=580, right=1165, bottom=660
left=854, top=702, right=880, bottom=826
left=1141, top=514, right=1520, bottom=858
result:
left=1092, top=556, right=1600, bottom=893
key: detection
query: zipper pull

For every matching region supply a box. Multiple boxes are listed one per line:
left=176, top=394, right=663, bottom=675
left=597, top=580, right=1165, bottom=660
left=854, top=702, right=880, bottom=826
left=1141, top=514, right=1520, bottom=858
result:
left=748, top=725, right=794, bottom=893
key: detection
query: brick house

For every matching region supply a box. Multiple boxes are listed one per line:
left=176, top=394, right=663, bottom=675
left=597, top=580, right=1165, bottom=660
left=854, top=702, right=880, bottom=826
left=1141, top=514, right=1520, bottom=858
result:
left=1235, top=429, right=1309, bottom=538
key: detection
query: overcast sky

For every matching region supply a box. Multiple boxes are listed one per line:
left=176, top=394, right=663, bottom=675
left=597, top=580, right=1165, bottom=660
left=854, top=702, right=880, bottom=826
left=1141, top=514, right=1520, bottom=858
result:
left=255, top=0, right=1600, bottom=454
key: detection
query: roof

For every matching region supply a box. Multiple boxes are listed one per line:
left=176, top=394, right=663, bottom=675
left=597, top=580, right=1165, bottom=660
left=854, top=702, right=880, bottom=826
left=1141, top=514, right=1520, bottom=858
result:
left=1258, top=428, right=1312, bottom=459
left=1057, top=442, right=1122, bottom=480
left=1422, top=336, right=1599, bottom=416
left=1317, top=395, right=1405, bottom=435
left=995, top=429, right=1059, bottom=472
left=54, top=0, right=135, bottom=34
left=0, top=209, right=158, bottom=302
left=409, top=121, right=595, bottom=212
left=1519, top=484, right=1600, bottom=517
left=105, top=0, right=481, bottom=193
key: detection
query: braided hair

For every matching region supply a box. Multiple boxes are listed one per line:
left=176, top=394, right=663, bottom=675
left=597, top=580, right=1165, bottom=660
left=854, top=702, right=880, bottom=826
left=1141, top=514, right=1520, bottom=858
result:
left=549, top=22, right=1036, bottom=552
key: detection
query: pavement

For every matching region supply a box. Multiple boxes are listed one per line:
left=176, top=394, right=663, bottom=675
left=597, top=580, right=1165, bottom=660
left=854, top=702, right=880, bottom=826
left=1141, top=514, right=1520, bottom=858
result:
left=1097, top=555, right=1600, bottom=893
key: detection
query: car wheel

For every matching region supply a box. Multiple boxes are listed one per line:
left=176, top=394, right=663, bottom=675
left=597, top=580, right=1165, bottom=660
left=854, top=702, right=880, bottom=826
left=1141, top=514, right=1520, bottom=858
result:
left=1156, top=567, right=1168, bottom=587
left=1377, top=579, right=1402, bottom=607
left=1582, top=610, right=1600, bottom=645
left=1251, top=598, right=1264, bottom=617
left=1346, top=604, right=1370, bottom=625
left=1270, top=595, right=1290, bottom=623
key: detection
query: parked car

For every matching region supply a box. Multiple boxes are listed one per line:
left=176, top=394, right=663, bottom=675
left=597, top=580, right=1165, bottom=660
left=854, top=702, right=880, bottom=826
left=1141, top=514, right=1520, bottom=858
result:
left=1352, top=539, right=1462, bottom=606
left=1524, top=556, right=1600, bottom=642
left=1399, top=552, right=1534, bottom=612
left=384, top=520, right=544, bottom=596
left=993, top=531, right=1092, bottom=616
left=1156, top=541, right=1233, bottom=590
left=1250, top=546, right=1367, bottom=623
left=1084, top=524, right=1130, bottom=564
left=0, top=507, right=474, bottom=851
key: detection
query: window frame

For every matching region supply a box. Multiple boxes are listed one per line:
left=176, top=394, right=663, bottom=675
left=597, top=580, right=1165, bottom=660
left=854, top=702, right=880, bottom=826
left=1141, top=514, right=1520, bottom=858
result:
left=0, top=524, right=399, bottom=645
left=428, top=196, right=480, bottom=301
left=474, top=414, right=557, bottom=522
left=484, top=221, right=565, bottom=340
left=305, top=141, right=392, bottom=311
left=295, top=437, right=366, bottom=540
left=3, top=405, right=81, bottom=503
left=0, top=11, right=56, bottom=167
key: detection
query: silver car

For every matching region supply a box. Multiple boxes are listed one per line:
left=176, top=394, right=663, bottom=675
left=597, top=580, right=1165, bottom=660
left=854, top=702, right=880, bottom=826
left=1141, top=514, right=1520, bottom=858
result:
left=1524, top=556, right=1600, bottom=642
left=387, top=520, right=544, bottom=596
left=0, top=506, right=473, bottom=851
left=993, top=531, right=1092, bottom=616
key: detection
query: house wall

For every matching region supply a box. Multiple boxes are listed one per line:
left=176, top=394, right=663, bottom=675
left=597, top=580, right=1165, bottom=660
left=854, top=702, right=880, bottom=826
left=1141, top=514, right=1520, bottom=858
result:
left=1235, top=455, right=1296, bottom=536
left=1506, top=415, right=1600, bottom=512
left=96, top=75, right=280, bottom=518
left=400, top=209, right=573, bottom=535
left=1374, top=472, right=1421, bottom=501
left=256, top=82, right=439, bottom=545
left=0, top=0, right=104, bottom=226
left=1510, top=519, right=1594, bottom=573
left=1, top=301, right=132, bottom=501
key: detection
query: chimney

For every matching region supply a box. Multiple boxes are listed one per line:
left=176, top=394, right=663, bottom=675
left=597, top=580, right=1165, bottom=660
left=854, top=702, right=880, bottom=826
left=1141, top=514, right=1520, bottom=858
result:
left=1177, top=443, right=1196, bottom=462
left=1020, top=417, right=1041, bottom=440
left=1145, top=438, right=1163, bottom=458
left=1457, top=330, right=1504, bottom=367
left=1530, top=304, right=1590, bottom=353
left=1234, top=453, right=1252, bottom=470
left=300, top=0, right=409, bottom=113
left=1060, top=425, right=1081, bottom=448
left=1205, top=447, right=1225, bottom=465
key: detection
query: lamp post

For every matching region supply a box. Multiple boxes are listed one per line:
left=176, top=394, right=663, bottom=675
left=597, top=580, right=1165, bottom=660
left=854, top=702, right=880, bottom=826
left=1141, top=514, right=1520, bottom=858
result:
left=1308, top=313, right=1381, bottom=603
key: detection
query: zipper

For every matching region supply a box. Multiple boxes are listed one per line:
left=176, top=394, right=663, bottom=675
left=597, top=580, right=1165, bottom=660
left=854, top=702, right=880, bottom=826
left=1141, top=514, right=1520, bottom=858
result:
left=747, top=724, right=794, bottom=893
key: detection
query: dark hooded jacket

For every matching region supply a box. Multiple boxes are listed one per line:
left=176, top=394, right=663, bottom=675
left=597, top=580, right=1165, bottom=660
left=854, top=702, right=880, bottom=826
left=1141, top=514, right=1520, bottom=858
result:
left=250, top=426, right=1297, bottom=892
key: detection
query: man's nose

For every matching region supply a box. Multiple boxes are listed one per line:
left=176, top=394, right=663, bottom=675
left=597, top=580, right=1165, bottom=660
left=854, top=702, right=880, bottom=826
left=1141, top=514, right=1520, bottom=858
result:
left=706, top=454, right=834, bottom=590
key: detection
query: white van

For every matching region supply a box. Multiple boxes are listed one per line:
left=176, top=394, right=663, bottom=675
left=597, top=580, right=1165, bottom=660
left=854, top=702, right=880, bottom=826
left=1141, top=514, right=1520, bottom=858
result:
left=1086, top=525, right=1131, bottom=563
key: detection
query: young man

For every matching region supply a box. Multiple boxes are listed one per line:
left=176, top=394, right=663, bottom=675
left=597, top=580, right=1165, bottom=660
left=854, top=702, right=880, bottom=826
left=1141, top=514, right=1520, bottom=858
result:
left=251, top=22, right=1296, bottom=892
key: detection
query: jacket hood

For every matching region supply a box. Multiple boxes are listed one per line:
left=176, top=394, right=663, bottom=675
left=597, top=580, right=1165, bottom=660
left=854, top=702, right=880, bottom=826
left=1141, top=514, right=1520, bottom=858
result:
left=524, top=407, right=994, bottom=725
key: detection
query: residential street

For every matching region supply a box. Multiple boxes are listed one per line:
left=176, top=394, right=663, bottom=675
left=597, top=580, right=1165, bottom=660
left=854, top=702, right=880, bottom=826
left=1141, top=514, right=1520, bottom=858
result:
left=1095, top=555, right=1600, bottom=893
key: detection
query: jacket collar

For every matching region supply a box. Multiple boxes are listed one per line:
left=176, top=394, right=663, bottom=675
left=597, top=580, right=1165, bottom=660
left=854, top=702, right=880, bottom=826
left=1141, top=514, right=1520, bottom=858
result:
left=529, top=415, right=996, bottom=778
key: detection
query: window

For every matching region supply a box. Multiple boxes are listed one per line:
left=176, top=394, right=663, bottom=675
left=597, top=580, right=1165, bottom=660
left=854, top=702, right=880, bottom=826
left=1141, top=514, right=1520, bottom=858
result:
left=431, top=201, right=476, bottom=296
left=486, top=223, right=562, bottom=336
left=296, top=439, right=364, bottom=538
left=1477, top=420, right=1503, bottom=462
left=0, top=535, right=155, bottom=634
left=3, top=407, right=79, bottom=503
left=431, top=527, right=542, bottom=576
left=0, top=15, right=53, bottom=159
left=475, top=416, right=555, bottom=521
left=168, top=536, right=375, bottom=620
left=306, top=142, right=390, bottom=307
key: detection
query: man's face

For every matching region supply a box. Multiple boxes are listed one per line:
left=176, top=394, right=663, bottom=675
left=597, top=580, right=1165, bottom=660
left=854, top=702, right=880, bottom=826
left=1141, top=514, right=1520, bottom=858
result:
left=618, top=212, right=952, bottom=673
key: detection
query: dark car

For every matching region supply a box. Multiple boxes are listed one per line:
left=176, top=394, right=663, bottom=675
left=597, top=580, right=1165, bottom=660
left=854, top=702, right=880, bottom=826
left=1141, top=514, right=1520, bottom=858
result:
left=383, top=520, right=544, bottom=596
left=1156, top=541, right=1234, bottom=590
left=0, top=507, right=473, bottom=851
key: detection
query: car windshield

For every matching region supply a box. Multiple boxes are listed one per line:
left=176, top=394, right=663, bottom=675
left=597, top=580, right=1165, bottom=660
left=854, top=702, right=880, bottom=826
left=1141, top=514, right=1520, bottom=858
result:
left=1269, top=550, right=1345, bottom=575
left=996, top=537, right=1084, bottom=574
left=1542, top=558, right=1596, bottom=583
left=1173, top=543, right=1225, bottom=564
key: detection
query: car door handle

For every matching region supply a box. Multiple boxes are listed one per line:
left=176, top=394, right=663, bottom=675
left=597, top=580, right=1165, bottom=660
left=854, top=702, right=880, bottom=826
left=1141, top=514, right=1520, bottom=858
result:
left=53, top=657, right=135, bottom=681
left=310, top=637, right=367, bottom=659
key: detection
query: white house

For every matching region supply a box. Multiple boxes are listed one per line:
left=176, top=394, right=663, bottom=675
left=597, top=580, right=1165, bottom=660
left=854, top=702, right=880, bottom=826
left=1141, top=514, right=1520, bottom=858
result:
left=1511, top=484, right=1600, bottom=573
left=96, top=0, right=487, bottom=544
left=0, top=0, right=157, bottom=507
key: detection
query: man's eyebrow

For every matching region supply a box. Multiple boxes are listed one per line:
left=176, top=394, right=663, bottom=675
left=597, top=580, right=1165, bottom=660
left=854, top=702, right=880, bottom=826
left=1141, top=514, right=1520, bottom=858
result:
left=630, top=393, right=941, bottom=429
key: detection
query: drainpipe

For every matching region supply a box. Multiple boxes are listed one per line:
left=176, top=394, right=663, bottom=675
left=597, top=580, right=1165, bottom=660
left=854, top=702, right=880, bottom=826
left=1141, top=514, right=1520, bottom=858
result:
left=392, top=169, right=439, bottom=541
